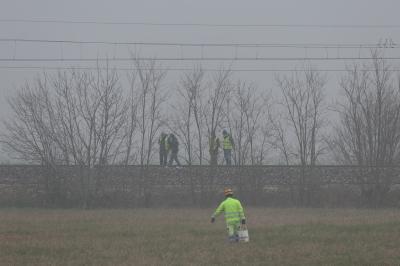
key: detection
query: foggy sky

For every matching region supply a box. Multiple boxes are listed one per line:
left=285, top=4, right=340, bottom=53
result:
left=0, top=0, right=399, bottom=162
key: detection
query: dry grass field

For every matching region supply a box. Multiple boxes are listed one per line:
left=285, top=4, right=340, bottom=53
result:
left=1, top=208, right=400, bottom=265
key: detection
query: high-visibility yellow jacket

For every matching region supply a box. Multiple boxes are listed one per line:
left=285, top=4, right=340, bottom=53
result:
left=223, top=135, right=233, bottom=150
left=212, top=197, right=245, bottom=225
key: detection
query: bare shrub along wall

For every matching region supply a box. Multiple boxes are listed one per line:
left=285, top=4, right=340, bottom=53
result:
left=0, top=165, right=400, bottom=208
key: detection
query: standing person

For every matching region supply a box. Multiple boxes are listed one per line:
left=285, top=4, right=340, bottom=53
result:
left=159, top=132, right=168, bottom=166
left=222, top=129, right=234, bottom=165
left=167, top=133, right=181, bottom=166
left=211, top=188, right=246, bottom=242
left=209, top=133, right=220, bottom=166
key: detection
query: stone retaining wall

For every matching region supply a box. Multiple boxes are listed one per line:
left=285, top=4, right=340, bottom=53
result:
left=0, top=165, right=400, bottom=208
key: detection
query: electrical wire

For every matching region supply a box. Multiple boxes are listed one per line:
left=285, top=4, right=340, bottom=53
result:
left=0, top=57, right=399, bottom=62
left=0, top=65, right=399, bottom=72
left=0, top=38, right=394, bottom=49
left=1, top=19, right=400, bottom=28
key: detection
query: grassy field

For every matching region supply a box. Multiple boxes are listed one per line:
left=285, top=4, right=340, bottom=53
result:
left=1, top=208, right=400, bottom=266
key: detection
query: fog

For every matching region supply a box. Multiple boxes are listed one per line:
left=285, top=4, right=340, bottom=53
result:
left=1, top=0, right=400, bottom=163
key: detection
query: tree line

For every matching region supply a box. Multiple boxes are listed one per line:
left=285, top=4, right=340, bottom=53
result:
left=2, top=51, right=400, bottom=169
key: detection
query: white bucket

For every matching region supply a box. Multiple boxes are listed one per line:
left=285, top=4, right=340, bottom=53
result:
left=238, top=225, right=250, bottom=242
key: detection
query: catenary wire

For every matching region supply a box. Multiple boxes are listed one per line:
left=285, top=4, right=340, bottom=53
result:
left=0, top=38, right=395, bottom=49
left=1, top=57, right=400, bottom=62
left=0, top=65, right=399, bottom=72
left=1, top=19, right=400, bottom=28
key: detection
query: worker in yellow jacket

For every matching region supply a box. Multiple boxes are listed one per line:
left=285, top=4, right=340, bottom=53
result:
left=222, top=129, right=234, bottom=165
left=211, top=188, right=246, bottom=242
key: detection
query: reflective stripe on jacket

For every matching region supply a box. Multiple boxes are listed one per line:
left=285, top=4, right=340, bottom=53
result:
left=223, top=135, right=233, bottom=150
left=212, top=197, right=245, bottom=225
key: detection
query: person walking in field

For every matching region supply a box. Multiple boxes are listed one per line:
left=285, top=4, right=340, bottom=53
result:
left=211, top=188, right=246, bottom=242
left=222, top=129, right=234, bottom=166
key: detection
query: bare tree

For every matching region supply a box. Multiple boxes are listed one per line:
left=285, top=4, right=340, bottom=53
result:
left=1, top=67, right=130, bottom=206
left=122, top=71, right=139, bottom=165
left=255, top=123, right=274, bottom=165
left=191, top=70, right=206, bottom=165
left=204, top=68, right=233, bottom=165
left=172, top=67, right=205, bottom=165
left=2, top=75, right=61, bottom=166
left=226, top=83, right=247, bottom=166
left=276, top=69, right=326, bottom=166
left=330, top=52, right=400, bottom=205
left=332, top=54, right=400, bottom=166
left=51, top=68, right=127, bottom=167
left=269, top=114, right=292, bottom=165
left=95, top=68, right=128, bottom=165
left=275, top=68, right=326, bottom=205
left=226, top=81, right=270, bottom=165
left=132, top=58, right=167, bottom=166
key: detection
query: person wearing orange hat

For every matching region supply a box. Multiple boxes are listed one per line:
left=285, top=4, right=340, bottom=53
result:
left=211, top=188, right=246, bottom=242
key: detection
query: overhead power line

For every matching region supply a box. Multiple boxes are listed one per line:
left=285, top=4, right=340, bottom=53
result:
left=1, top=56, right=400, bottom=62
left=1, top=65, right=400, bottom=72
left=0, top=38, right=395, bottom=49
left=1, top=19, right=400, bottom=29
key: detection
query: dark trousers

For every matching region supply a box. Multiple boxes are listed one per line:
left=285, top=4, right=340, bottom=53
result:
left=224, top=149, right=232, bottom=166
left=160, top=149, right=168, bottom=166
left=168, top=151, right=181, bottom=166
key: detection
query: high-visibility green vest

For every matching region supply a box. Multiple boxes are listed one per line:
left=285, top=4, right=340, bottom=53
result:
left=212, top=197, right=245, bottom=225
left=160, top=136, right=169, bottom=150
left=223, top=135, right=233, bottom=150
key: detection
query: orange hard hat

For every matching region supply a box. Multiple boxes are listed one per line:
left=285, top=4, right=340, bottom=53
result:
left=224, top=188, right=233, bottom=196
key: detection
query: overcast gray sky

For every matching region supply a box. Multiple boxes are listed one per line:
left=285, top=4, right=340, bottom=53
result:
left=0, top=0, right=399, bottom=161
